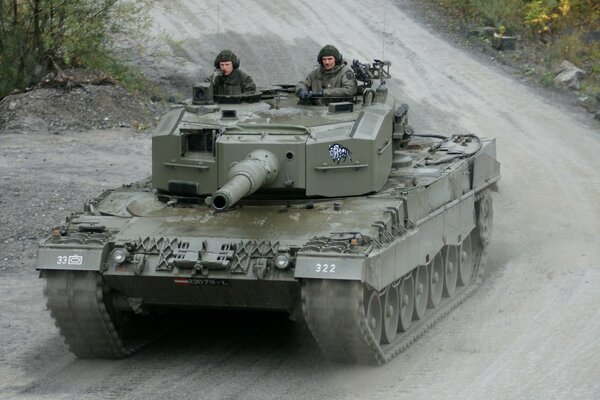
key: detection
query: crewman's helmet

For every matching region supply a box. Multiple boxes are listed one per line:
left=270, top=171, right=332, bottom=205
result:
left=317, top=45, right=342, bottom=66
left=214, top=50, right=240, bottom=69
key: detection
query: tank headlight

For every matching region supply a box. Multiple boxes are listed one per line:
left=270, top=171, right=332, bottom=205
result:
left=111, top=248, right=129, bottom=264
left=274, top=254, right=290, bottom=269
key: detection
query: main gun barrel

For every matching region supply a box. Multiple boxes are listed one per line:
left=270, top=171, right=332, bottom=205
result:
left=211, top=149, right=279, bottom=211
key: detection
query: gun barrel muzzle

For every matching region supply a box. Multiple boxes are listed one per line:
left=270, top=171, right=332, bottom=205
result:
left=211, top=149, right=279, bottom=211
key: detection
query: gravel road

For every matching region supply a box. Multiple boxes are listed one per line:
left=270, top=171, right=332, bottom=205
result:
left=1, top=1, right=599, bottom=399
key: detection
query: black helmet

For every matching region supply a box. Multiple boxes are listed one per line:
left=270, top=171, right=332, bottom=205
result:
left=317, top=45, right=342, bottom=66
left=214, top=50, right=240, bottom=69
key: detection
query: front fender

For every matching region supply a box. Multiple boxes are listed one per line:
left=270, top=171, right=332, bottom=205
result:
left=36, top=243, right=105, bottom=271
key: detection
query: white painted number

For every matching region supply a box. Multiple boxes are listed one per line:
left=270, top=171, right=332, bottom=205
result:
left=315, top=263, right=336, bottom=273
left=56, top=254, right=84, bottom=265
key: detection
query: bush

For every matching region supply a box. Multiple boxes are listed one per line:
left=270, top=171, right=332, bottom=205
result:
left=524, top=0, right=571, bottom=35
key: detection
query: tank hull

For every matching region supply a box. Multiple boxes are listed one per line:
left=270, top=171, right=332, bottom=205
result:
left=37, top=82, right=500, bottom=362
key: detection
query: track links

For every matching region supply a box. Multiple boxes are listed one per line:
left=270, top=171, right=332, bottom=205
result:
left=302, top=245, right=488, bottom=365
left=44, top=270, right=154, bottom=358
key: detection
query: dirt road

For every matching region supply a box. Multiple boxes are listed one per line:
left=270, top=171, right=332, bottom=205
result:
left=1, top=1, right=599, bottom=399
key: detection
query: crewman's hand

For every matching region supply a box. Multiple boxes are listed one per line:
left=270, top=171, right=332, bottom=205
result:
left=298, top=87, right=309, bottom=100
left=308, top=90, right=324, bottom=98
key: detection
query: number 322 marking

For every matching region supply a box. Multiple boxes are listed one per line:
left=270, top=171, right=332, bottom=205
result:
left=315, top=263, right=336, bottom=273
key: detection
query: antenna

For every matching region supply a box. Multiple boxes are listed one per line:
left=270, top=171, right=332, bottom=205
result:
left=381, top=0, right=387, bottom=60
left=216, top=3, right=221, bottom=49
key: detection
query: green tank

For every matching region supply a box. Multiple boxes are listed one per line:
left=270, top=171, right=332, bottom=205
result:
left=36, top=60, right=500, bottom=363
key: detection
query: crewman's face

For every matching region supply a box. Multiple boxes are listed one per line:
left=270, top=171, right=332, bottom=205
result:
left=322, top=55, right=336, bottom=71
left=219, top=61, right=234, bottom=76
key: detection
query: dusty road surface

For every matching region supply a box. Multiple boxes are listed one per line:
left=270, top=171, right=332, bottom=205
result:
left=1, top=0, right=599, bottom=399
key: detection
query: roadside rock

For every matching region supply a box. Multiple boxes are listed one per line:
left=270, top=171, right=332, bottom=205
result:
left=554, top=60, right=586, bottom=90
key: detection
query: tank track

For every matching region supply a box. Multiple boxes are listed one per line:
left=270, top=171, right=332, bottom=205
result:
left=302, top=252, right=486, bottom=364
left=302, top=191, right=491, bottom=364
left=44, top=270, right=158, bottom=358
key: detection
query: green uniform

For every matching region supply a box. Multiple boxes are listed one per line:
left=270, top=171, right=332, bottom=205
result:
left=211, top=69, right=256, bottom=95
left=296, top=63, right=357, bottom=98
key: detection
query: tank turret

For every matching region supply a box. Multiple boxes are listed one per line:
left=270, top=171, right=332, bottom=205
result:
left=151, top=60, right=405, bottom=205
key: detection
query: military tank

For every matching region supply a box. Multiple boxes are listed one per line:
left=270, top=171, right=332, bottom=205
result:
left=37, top=60, right=500, bottom=363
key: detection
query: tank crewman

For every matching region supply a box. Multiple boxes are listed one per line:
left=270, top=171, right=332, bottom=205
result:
left=210, top=50, right=256, bottom=95
left=296, top=44, right=358, bottom=100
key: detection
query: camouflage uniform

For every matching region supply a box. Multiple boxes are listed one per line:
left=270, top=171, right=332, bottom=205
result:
left=211, top=69, right=256, bottom=95
left=296, top=63, right=358, bottom=98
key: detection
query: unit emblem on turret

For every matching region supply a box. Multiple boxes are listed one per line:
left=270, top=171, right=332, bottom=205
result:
left=329, top=143, right=352, bottom=164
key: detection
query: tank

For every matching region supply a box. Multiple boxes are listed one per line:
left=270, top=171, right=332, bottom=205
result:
left=36, top=60, right=500, bottom=363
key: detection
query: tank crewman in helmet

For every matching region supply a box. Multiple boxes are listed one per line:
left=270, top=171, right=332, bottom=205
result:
left=296, top=45, right=357, bottom=100
left=210, top=50, right=256, bottom=95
